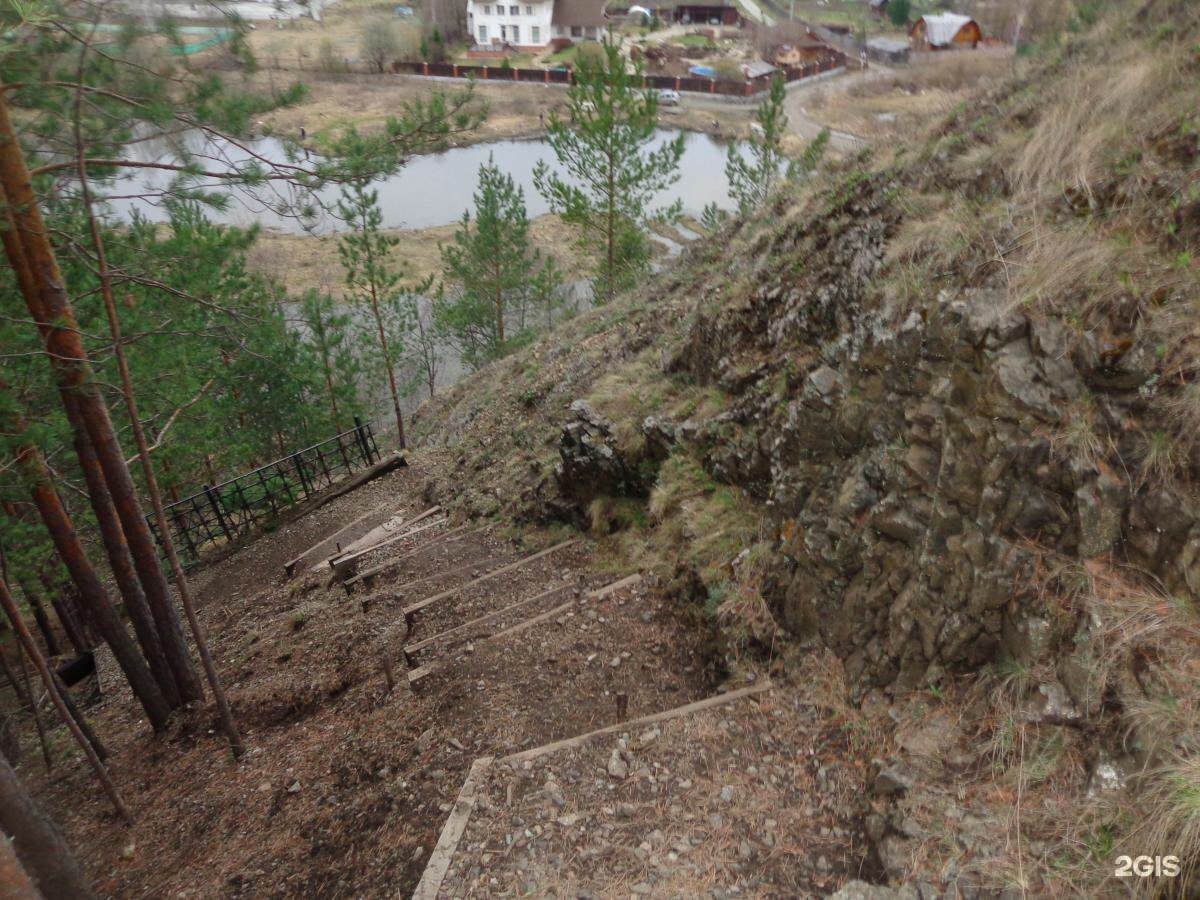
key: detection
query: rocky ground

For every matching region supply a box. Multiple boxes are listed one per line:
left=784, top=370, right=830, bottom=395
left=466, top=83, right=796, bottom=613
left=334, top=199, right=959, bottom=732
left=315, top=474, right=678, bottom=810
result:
left=435, top=672, right=882, bottom=898
left=27, top=456, right=724, bottom=898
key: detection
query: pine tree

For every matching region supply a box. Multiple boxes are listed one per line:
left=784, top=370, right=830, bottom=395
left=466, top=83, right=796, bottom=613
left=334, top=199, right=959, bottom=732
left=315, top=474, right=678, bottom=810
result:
left=439, top=156, right=563, bottom=368
left=534, top=36, right=684, bottom=303
left=729, top=75, right=828, bottom=216
left=703, top=75, right=829, bottom=227
left=298, top=289, right=364, bottom=429
left=337, top=182, right=415, bottom=448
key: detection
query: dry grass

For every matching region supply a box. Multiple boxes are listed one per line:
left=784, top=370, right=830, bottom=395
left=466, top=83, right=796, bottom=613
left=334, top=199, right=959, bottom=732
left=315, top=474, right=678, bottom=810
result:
left=1004, top=219, right=1133, bottom=318
left=804, top=50, right=1014, bottom=141
left=247, top=212, right=583, bottom=295
left=1012, top=32, right=1198, bottom=204
left=1019, top=559, right=1200, bottom=894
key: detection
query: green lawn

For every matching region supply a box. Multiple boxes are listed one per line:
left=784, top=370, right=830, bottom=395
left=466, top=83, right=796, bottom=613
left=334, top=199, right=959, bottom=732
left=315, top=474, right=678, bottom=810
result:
left=670, top=33, right=716, bottom=48
left=545, top=46, right=579, bottom=66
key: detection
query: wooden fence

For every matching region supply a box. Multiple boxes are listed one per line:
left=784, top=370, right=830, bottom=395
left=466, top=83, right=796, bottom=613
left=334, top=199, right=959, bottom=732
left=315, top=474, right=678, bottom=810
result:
left=392, top=51, right=848, bottom=97
left=148, top=418, right=381, bottom=565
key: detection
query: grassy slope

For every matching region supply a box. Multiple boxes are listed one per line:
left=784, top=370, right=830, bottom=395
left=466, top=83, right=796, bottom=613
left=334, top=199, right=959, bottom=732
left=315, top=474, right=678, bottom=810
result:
left=409, top=2, right=1199, bottom=892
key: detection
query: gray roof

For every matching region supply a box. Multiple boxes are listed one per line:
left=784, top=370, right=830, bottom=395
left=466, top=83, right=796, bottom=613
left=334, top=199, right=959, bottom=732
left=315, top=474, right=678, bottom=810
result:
left=552, top=0, right=608, bottom=27
left=741, top=60, right=777, bottom=78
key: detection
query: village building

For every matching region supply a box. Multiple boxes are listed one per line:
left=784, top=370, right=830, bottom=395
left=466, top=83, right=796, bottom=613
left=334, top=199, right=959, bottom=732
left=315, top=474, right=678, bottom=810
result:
left=466, top=0, right=612, bottom=50
left=551, top=0, right=609, bottom=43
left=467, top=0, right=556, bottom=49
left=651, top=0, right=740, bottom=26
left=909, top=12, right=983, bottom=50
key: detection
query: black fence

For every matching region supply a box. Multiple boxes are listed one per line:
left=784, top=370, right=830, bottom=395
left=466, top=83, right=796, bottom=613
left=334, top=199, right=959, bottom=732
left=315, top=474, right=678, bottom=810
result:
left=149, top=418, right=381, bottom=565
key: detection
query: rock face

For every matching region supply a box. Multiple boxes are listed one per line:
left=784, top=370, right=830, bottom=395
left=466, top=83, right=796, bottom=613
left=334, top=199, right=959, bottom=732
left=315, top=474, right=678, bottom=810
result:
left=674, top=172, right=1198, bottom=694
left=555, top=400, right=647, bottom=509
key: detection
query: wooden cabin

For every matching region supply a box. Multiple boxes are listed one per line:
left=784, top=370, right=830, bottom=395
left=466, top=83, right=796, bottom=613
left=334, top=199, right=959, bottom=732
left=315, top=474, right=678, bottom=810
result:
left=909, top=13, right=982, bottom=50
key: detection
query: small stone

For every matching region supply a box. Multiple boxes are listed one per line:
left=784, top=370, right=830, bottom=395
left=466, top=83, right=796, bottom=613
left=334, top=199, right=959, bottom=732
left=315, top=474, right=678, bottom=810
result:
left=448, top=738, right=466, bottom=751
left=719, top=785, right=734, bottom=803
left=287, top=780, right=301, bottom=794
left=607, top=750, right=629, bottom=780
left=873, top=763, right=915, bottom=797
left=610, top=657, right=621, bottom=668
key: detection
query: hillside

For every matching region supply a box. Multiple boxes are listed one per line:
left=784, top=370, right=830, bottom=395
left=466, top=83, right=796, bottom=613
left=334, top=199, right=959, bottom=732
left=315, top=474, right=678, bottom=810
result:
left=406, top=1, right=1200, bottom=893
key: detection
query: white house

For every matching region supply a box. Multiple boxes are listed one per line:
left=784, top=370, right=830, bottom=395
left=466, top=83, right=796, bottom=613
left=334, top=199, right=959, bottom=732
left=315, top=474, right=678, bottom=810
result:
left=467, top=0, right=607, bottom=50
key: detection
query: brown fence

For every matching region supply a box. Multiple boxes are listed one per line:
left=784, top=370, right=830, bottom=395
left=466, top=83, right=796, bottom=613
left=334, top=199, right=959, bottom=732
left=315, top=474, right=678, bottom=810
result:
left=391, top=52, right=847, bottom=97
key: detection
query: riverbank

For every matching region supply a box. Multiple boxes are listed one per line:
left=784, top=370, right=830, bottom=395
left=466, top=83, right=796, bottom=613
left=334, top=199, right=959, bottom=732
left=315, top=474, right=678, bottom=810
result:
left=248, top=212, right=585, bottom=296
left=246, top=71, right=760, bottom=151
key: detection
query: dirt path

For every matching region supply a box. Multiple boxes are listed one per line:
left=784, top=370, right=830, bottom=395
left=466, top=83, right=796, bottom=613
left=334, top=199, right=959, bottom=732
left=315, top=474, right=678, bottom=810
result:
left=30, top=457, right=721, bottom=898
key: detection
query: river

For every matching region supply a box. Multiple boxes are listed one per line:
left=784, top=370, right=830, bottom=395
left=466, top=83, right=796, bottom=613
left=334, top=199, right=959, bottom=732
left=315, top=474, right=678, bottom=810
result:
left=105, top=128, right=737, bottom=234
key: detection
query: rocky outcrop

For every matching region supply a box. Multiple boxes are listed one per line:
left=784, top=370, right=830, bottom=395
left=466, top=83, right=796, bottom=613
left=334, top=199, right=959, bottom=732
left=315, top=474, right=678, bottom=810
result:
left=674, top=172, right=1199, bottom=695
left=555, top=401, right=648, bottom=510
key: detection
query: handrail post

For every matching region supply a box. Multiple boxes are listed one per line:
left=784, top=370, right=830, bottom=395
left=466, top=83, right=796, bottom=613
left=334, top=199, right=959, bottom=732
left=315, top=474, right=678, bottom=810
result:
left=292, top=451, right=312, bottom=499
left=353, top=416, right=373, bottom=465
left=171, top=506, right=198, bottom=563
left=204, top=483, right=235, bottom=545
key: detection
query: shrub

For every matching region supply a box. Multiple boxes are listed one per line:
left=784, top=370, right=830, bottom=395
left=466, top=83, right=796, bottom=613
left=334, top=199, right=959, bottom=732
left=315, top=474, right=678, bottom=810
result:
left=712, top=59, right=744, bottom=82
left=362, top=20, right=400, bottom=72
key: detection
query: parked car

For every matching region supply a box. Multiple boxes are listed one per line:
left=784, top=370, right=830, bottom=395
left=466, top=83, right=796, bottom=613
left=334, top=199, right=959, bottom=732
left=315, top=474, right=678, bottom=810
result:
left=658, top=88, right=681, bottom=106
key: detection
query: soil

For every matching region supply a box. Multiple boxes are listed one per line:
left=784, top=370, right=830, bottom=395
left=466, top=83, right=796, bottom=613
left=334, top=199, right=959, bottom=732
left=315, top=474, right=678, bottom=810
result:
left=441, top=668, right=883, bottom=898
left=26, top=453, right=721, bottom=898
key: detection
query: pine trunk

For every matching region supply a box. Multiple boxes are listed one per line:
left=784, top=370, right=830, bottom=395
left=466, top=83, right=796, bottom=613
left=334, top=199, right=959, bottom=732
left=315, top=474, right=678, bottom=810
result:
left=66, top=411, right=180, bottom=707
left=0, top=831, right=42, bottom=900
left=39, top=572, right=92, bottom=656
left=0, top=750, right=96, bottom=899
left=8, top=433, right=171, bottom=731
left=0, top=577, right=130, bottom=822
left=0, top=88, right=204, bottom=706
left=13, top=578, right=58, bottom=659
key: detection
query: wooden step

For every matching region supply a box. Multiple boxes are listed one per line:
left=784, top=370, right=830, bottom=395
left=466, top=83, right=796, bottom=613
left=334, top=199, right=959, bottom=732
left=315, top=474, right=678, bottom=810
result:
left=402, top=540, right=578, bottom=617
left=407, top=573, right=638, bottom=686
left=324, top=505, right=441, bottom=570
left=283, top=504, right=402, bottom=577
left=343, top=525, right=483, bottom=593
left=403, top=581, right=573, bottom=657
left=328, top=510, right=445, bottom=581
left=412, top=679, right=773, bottom=899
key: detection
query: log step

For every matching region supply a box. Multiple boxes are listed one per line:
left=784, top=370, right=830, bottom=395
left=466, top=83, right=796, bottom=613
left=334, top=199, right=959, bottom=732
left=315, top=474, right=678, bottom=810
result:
left=402, top=540, right=578, bottom=617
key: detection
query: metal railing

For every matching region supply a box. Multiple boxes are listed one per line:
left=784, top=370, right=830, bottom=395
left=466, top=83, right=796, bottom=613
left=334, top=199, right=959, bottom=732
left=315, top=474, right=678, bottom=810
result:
left=148, top=417, right=381, bottom=565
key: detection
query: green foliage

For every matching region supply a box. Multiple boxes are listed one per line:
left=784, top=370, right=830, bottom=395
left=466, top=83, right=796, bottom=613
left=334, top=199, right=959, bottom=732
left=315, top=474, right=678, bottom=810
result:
left=439, top=156, right=567, bottom=369
left=887, top=0, right=912, bottom=28
left=711, top=59, right=744, bottom=82
left=337, top=182, right=417, bottom=427
left=297, top=289, right=365, bottom=429
left=725, top=75, right=828, bottom=217
left=534, top=37, right=684, bottom=303
left=700, top=202, right=728, bottom=232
